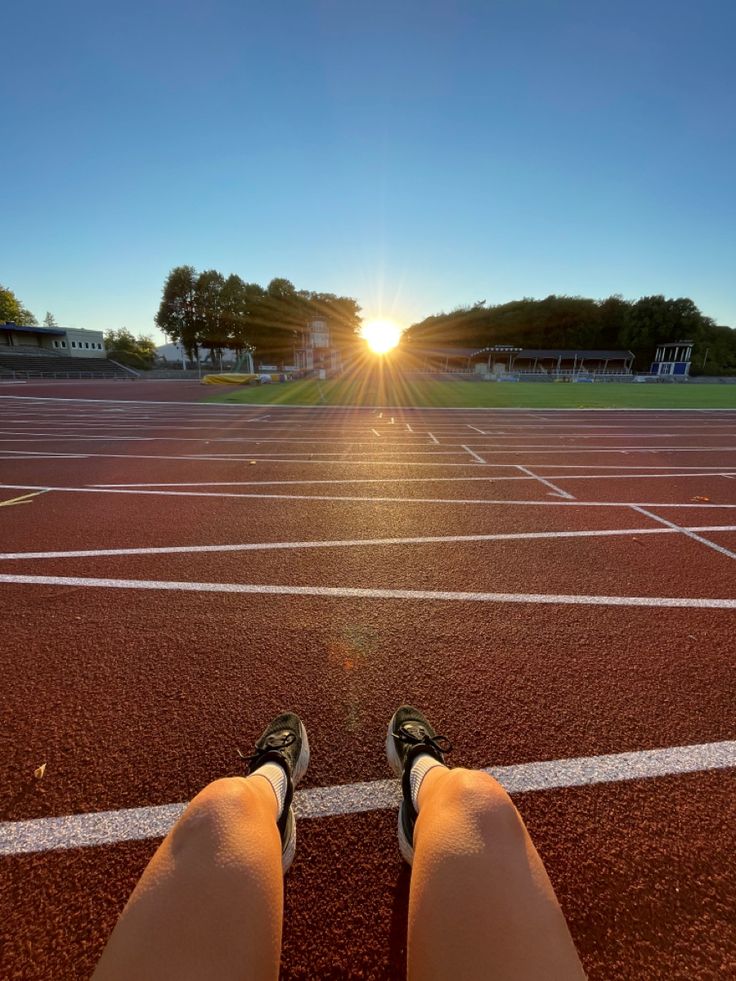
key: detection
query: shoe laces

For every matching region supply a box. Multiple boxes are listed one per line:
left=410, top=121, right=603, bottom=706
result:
left=237, top=731, right=296, bottom=765
left=396, top=724, right=453, bottom=756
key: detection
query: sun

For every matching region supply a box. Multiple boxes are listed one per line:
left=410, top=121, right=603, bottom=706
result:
left=361, top=319, right=402, bottom=355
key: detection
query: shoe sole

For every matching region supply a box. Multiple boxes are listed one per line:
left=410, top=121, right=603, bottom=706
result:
left=385, top=714, right=415, bottom=865
left=282, top=720, right=310, bottom=874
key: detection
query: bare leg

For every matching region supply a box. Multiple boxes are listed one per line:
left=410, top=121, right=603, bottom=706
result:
left=407, top=768, right=585, bottom=981
left=93, top=775, right=283, bottom=981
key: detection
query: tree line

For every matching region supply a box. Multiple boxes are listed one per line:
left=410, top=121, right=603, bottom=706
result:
left=403, top=295, right=736, bottom=374
left=155, top=266, right=362, bottom=362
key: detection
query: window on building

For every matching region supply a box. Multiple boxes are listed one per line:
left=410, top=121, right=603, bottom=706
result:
left=61, top=341, right=66, bottom=348
left=84, top=342, right=89, bottom=349
left=71, top=341, right=76, bottom=348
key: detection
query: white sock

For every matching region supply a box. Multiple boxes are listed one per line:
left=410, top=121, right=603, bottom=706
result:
left=410, top=753, right=447, bottom=811
left=252, top=762, right=288, bottom=817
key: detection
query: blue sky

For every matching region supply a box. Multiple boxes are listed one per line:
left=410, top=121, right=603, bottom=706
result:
left=2, top=0, right=735, bottom=342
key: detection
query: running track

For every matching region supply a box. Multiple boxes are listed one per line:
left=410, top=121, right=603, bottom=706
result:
left=1, top=382, right=735, bottom=979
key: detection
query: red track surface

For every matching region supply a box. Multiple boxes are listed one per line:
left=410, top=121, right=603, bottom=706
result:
left=1, top=384, right=735, bottom=980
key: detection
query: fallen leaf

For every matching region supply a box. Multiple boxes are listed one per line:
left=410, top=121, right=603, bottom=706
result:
left=249, top=460, right=257, bottom=465
left=34, top=763, right=47, bottom=779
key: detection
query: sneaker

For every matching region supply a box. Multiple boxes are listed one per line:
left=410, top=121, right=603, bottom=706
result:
left=239, top=712, right=310, bottom=873
left=386, top=705, right=452, bottom=864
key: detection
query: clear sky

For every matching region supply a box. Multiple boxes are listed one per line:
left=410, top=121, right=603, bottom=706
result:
left=2, top=0, right=735, bottom=343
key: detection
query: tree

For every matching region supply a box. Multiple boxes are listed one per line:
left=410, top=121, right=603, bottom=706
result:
left=194, top=269, right=226, bottom=358
left=0, top=285, right=29, bottom=323
left=155, top=265, right=198, bottom=357
left=43, top=312, right=58, bottom=327
left=103, top=328, right=156, bottom=368
left=618, top=296, right=714, bottom=368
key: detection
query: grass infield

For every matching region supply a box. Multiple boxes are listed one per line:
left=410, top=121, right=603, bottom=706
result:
left=207, top=378, right=736, bottom=409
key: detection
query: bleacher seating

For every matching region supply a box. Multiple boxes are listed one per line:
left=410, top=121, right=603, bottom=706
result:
left=0, top=351, right=133, bottom=378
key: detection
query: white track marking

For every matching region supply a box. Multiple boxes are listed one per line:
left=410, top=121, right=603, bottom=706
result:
left=3, top=482, right=736, bottom=508
left=466, top=425, right=487, bottom=434
left=7, top=431, right=736, bottom=453
left=406, top=423, right=413, bottom=432
left=2, top=739, right=734, bottom=854
left=8, top=525, right=736, bottom=562
left=92, top=471, right=736, bottom=488
left=371, top=429, right=381, bottom=437
left=631, top=506, right=736, bottom=561
left=0, top=573, right=734, bottom=608
left=10, top=526, right=736, bottom=562
left=461, top=444, right=486, bottom=464
left=516, top=465, right=576, bottom=500
left=3, top=395, right=736, bottom=411
left=3, top=446, right=735, bottom=472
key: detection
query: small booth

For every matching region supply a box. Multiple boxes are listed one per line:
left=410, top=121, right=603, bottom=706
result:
left=650, top=341, right=693, bottom=377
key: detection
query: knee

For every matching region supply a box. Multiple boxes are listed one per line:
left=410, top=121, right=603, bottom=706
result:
left=170, top=778, right=269, bottom=854
left=426, top=768, right=522, bottom=839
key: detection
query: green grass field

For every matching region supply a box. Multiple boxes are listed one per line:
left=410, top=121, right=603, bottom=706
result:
left=206, top=378, right=736, bottom=409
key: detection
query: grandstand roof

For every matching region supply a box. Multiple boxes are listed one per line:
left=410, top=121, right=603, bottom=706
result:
left=509, top=349, right=634, bottom=359
left=1, top=321, right=65, bottom=336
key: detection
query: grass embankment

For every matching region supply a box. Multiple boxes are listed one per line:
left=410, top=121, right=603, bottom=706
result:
left=206, top=378, right=736, bottom=409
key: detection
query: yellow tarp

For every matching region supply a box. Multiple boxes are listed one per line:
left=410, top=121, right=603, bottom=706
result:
left=201, top=373, right=258, bottom=385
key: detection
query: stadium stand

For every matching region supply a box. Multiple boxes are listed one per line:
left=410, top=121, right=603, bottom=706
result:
left=0, top=351, right=133, bottom=379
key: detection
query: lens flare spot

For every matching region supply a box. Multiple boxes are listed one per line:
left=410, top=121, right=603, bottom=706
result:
left=361, top=319, right=402, bottom=354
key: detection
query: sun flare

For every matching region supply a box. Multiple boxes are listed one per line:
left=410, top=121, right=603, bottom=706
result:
left=361, top=319, right=402, bottom=355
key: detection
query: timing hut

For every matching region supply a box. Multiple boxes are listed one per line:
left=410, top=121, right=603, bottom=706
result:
left=650, top=341, right=693, bottom=377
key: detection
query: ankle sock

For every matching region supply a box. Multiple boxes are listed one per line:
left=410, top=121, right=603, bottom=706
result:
left=410, top=753, right=447, bottom=810
left=252, top=762, right=288, bottom=817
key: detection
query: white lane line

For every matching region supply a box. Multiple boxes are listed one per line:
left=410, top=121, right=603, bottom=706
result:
left=3, top=482, right=736, bottom=509
left=91, top=471, right=736, bottom=489
left=2, top=739, right=734, bottom=854
left=461, top=444, right=486, bottom=464
left=1, top=573, right=735, bottom=608
left=5, top=446, right=735, bottom=473
left=3, top=396, right=736, bottom=412
left=406, top=423, right=413, bottom=432
left=0, top=431, right=453, bottom=449
left=8, top=431, right=736, bottom=454
left=631, top=506, right=736, bottom=561
left=516, top=465, right=576, bottom=500
left=11, top=526, right=736, bottom=562
left=466, top=425, right=487, bottom=434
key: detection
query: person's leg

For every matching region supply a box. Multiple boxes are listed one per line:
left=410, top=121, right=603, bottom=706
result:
left=387, top=706, right=585, bottom=981
left=94, top=713, right=309, bottom=981
left=408, top=767, right=585, bottom=980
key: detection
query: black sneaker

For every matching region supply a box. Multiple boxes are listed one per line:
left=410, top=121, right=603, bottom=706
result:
left=386, top=705, right=452, bottom=864
left=239, top=712, right=310, bottom=873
